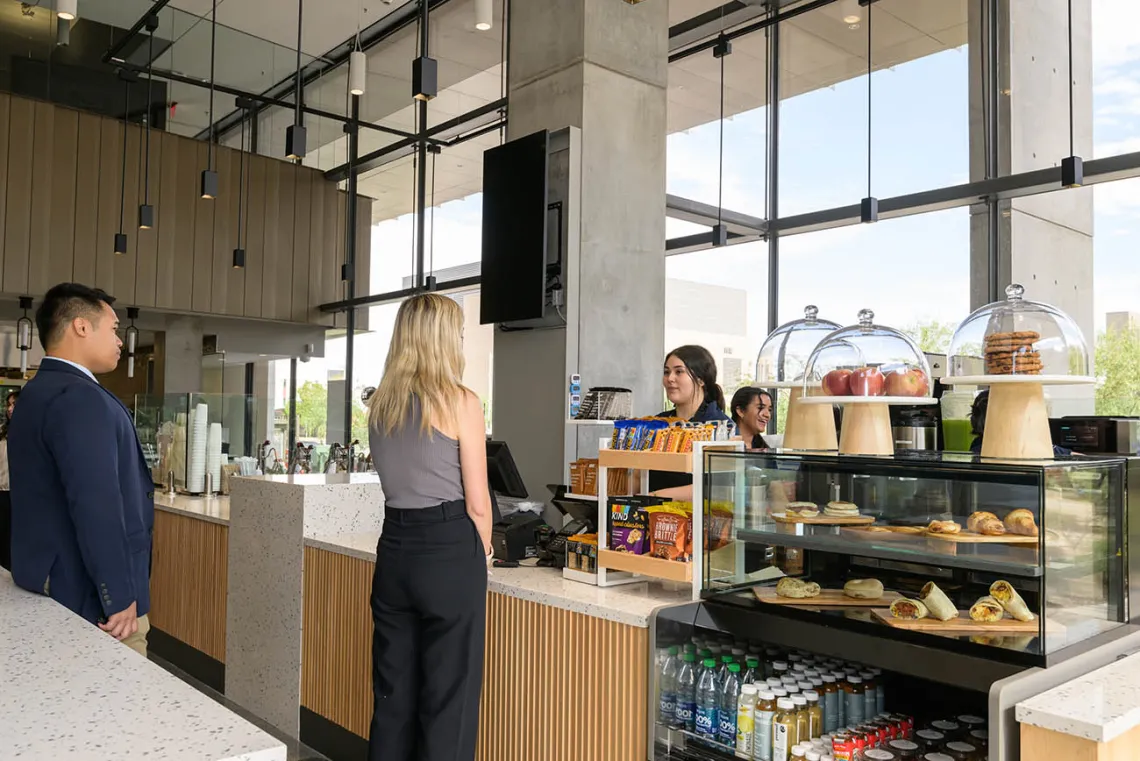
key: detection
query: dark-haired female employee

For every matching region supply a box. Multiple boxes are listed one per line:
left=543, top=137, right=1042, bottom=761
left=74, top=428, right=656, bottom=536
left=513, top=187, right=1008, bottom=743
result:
left=649, top=345, right=730, bottom=499
left=730, top=386, right=773, bottom=449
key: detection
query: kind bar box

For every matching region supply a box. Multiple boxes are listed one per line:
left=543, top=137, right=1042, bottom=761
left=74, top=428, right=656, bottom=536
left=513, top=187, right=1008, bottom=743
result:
left=608, top=496, right=666, bottom=555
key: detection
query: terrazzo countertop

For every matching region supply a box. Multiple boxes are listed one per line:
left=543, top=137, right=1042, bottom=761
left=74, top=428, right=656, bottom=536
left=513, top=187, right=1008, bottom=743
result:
left=1016, top=650, right=1140, bottom=742
left=303, top=532, right=690, bottom=627
left=0, top=571, right=285, bottom=761
left=154, top=492, right=231, bottom=525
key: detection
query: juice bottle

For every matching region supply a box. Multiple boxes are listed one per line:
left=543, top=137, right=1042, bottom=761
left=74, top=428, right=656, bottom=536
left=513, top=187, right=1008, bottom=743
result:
left=772, top=697, right=798, bottom=761
left=844, top=676, right=866, bottom=726
left=859, top=671, right=877, bottom=722
left=804, top=690, right=824, bottom=739
left=753, top=690, right=777, bottom=761
left=821, top=675, right=839, bottom=732
left=736, top=684, right=757, bottom=759
left=831, top=672, right=849, bottom=727
left=793, top=695, right=809, bottom=746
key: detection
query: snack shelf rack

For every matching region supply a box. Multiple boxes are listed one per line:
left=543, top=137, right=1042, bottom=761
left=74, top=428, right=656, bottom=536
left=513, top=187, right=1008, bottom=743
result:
left=588, top=439, right=744, bottom=599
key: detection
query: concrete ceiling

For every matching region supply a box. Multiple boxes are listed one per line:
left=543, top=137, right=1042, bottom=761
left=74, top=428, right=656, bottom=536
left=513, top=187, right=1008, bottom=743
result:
left=59, top=0, right=966, bottom=224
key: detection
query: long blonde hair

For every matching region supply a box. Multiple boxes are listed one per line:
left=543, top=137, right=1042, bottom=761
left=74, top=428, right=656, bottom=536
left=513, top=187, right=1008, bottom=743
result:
left=368, top=293, right=467, bottom=436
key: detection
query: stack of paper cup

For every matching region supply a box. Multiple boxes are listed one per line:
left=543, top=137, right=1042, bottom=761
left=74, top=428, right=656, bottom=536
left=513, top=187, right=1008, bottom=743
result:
left=206, top=423, right=223, bottom=493
left=187, top=403, right=208, bottom=493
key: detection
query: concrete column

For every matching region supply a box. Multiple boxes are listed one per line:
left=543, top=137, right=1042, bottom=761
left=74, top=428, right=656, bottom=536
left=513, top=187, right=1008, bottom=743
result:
left=969, top=0, right=1094, bottom=414
left=162, top=316, right=204, bottom=395
left=493, top=0, right=668, bottom=498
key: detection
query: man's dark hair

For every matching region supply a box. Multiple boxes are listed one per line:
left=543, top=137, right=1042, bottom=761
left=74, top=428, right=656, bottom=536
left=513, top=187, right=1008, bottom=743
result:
left=36, top=282, right=116, bottom=351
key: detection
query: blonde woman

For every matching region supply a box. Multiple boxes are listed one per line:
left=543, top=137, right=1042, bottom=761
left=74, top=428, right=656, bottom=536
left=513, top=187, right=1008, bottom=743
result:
left=366, top=293, right=492, bottom=761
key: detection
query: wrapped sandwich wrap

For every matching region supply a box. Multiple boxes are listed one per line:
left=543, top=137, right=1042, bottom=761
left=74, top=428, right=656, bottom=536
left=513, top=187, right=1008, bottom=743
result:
left=889, top=598, right=929, bottom=620
left=969, top=596, right=1005, bottom=623
left=919, top=581, right=957, bottom=621
left=990, top=580, right=1036, bottom=621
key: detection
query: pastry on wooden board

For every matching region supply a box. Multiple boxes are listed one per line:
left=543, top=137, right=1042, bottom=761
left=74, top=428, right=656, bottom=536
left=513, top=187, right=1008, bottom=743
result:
left=1003, top=508, right=1039, bottom=537
left=927, top=520, right=961, bottom=534
left=776, top=577, right=821, bottom=599
left=843, top=579, right=884, bottom=600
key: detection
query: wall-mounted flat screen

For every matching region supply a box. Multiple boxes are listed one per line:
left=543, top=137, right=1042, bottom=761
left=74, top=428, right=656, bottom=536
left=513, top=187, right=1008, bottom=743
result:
left=480, top=130, right=549, bottom=325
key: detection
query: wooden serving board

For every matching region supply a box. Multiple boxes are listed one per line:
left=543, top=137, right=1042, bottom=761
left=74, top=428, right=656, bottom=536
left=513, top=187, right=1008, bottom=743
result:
left=843, top=527, right=927, bottom=540
left=871, top=608, right=1038, bottom=633
left=926, top=531, right=1038, bottom=545
left=754, top=587, right=902, bottom=607
left=770, top=512, right=875, bottom=526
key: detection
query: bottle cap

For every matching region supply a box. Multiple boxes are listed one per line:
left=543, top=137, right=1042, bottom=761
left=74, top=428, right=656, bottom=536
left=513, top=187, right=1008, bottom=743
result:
left=806, top=752, right=822, bottom=761
left=668, top=646, right=678, bottom=655
left=773, top=687, right=788, bottom=698
left=793, top=695, right=807, bottom=706
left=729, top=663, right=741, bottom=673
left=704, top=658, right=717, bottom=668
left=823, top=674, right=836, bottom=683
left=811, top=678, right=824, bottom=688
left=759, top=690, right=775, bottom=701
left=733, top=648, right=745, bottom=655
left=723, top=654, right=735, bottom=663
left=777, top=697, right=795, bottom=710
left=683, top=652, right=695, bottom=662
left=804, top=690, right=820, bottom=701
left=832, top=671, right=847, bottom=680
left=798, top=681, right=813, bottom=690
left=747, top=657, right=760, bottom=667
left=945, top=743, right=977, bottom=753
left=849, top=676, right=863, bottom=684
left=742, top=684, right=758, bottom=696
left=773, top=660, right=788, bottom=670
left=860, top=671, right=874, bottom=679
left=768, top=678, right=783, bottom=687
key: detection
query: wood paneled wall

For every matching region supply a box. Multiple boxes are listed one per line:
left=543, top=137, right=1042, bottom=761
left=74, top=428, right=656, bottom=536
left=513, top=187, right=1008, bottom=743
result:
left=0, top=93, right=370, bottom=326
left=149, top=510, right=228, bottom=662
left=300, top=547, right=649, bottom=761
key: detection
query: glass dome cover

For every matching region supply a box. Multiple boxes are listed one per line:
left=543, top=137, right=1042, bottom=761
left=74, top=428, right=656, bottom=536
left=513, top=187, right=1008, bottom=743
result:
left=754, top=305, right=841, bottom=386
left=803, top=309, right=933, bottom=399
left=947, top=283, right=1091, bottom=379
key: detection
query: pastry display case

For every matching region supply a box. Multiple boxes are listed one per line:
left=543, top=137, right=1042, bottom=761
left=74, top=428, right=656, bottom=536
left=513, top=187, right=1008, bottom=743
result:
left=646, top=449, right=1138, bottom=761
left=754, top=305, right=841, bottom=451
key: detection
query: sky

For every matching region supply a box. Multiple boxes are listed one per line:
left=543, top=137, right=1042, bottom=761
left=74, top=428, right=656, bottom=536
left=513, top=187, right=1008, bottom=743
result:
left=297, top=0, right=1140, bottom=409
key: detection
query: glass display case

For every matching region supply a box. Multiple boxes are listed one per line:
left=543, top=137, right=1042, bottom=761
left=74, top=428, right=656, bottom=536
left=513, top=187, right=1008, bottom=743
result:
left=699, top=450, right=1127, bottom=664
left=754, top=305, right=840, bottom=387
left=804, top=309, right=933, bottom=401
left=134, top=393, right=259, bottom=492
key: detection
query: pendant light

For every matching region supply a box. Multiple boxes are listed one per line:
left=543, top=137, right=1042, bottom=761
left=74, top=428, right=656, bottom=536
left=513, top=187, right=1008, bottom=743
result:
left=1060, top=0, right=1083, bottom=187
left=115, top=69, right=136, bottom=256
left=711, top=35, right=731, bottom=247
left=138, top=13, right=158, bottom=229
left=412, top=0, right=437, bottom=102
left=201, top=0, right=219, bottom=199
left=125, top=307, right=140, bottom=379
left=56, top=0, right=76, bottom=20
left=16, top=297, right=32, bottom=375
left=475, top=0, right=492, bottom=31
left=349, top=0, right=366, bottom=96
left=859, top=0, right=878, bottom=224
left=233, top=98, right=250, bottom=269
left=285, top=0, right=307, bottom=159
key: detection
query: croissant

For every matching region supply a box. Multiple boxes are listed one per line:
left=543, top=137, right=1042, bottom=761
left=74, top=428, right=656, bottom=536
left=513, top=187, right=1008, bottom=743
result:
left=1004, top=509, right=1039, bottom=537
left=967, top=511, right=999, bottom=533
left=976, top=518, right=1006, bottom=536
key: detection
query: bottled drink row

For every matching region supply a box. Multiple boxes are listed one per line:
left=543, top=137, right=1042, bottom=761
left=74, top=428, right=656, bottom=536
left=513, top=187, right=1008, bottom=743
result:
left=656, top=638, right=989, bottom=761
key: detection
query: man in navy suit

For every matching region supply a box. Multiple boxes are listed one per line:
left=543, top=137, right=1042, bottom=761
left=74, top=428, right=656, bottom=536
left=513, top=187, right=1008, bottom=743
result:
left=9, top=282, right=155, bottom=656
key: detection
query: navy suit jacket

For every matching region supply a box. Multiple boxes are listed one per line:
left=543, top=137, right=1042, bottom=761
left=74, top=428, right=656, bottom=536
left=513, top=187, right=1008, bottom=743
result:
left=8, top=358, right=154, bottom=624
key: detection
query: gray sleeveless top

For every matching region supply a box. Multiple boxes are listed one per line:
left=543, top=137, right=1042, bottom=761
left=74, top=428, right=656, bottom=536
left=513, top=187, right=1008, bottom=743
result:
left=369, top=396, right=465, bottom=509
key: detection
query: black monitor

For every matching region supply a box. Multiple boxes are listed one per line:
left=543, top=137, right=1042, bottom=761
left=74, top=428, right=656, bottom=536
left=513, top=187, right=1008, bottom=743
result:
left=487, top=440, right=527, bottom=499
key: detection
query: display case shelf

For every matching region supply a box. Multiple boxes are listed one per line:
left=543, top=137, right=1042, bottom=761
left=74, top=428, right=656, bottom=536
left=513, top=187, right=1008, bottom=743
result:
left=597, top=549, right=692, bottom=583
left=734, top=527, right=1043, bottom=578
left=598, top=449, right=692, bottom=473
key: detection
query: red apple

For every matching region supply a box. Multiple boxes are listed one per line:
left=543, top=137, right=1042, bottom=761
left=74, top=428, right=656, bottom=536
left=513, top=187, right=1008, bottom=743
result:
left=849, top=366, right=885, bottom=396
left=822, top=369, right=854, bottom=396
left=885, top=367, right=929, bottom=397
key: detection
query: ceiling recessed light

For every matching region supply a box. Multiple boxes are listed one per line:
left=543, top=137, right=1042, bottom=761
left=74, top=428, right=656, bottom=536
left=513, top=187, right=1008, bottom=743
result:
left=844, top=14, right=861, bottom=24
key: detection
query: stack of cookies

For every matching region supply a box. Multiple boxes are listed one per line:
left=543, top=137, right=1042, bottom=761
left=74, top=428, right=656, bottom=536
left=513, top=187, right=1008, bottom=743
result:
left=984, top=330, right=1042, bottom=375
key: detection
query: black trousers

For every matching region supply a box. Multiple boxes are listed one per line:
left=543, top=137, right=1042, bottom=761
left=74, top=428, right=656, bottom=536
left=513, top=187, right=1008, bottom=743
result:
left=0, top=490, right=10, bottom=572
left=369, top=500, right=487, bottom=761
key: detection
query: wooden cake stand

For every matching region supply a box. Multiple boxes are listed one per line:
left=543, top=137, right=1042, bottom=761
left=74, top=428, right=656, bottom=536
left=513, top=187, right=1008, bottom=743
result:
left=942, top=375, right=1095, bottom=459
left=800, top=396, right=938, bottom=456
left=769, top=383, right=838, bottom=452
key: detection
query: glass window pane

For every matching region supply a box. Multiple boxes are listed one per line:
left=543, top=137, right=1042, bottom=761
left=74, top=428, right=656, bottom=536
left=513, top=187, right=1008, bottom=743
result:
left=1093, top=0, right=1140, bottom=158
left=1093, top=177, right=1140, bottom=415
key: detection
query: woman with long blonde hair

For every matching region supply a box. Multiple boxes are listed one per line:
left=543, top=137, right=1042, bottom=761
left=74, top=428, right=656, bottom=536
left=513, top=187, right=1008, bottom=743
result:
left=366, top=293, right=492, bottom=761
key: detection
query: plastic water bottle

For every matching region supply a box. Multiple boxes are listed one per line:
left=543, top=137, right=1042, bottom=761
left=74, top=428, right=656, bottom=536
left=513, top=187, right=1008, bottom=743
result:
left=742, top=656, right=761, bottom=687
left=695, top=658, right=721, bottom=739
left=718, top=654, right=735, bottom=682
left=658, top=646, right=679, bottom=727
left=720, top=662, right=742, bottom=746
left=736, top=684, right=756, bottom=759
left=675, top=652, right=698, bottom=732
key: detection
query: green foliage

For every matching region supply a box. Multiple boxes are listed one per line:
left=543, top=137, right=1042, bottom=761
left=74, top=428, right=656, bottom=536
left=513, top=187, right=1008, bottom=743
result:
left=902, top=320, right=956, bottom=355
left=1095, top=325, right=1140, bottom=416
left=295, top=380, right=328, bottom=440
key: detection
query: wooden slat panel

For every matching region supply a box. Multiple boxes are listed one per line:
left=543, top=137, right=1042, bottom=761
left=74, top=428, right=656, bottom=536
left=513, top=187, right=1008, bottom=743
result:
left=316, top=184, right=337, bottom=327
left=300, top=548, right=648, bottom=761
left=210, top=148, right=233, bottom=315
left=94, top=116, right=122, bottom=292
left=291, top=168, right=313, bottom=322
left=354, top=196, right=373, bottom=331
left=225, top=148, right=245, bottom=317
left=0, top=94, right=10, bottom=282
left=274, top=166, right=295, bottom=321
left=4, top=96, right=35, bottom=294
left=259, top=158, right=281, bottom=320
left=332, top=191, right=347, bottom=331
left=306, top=176, right=325, bottom=328
left=242, top=155, right=266, bottom=317
left=114, top=123, right=142, bottom=303
left=134, top=126, right=162, bottom=308
left=192, top=143, right=214, bottom=312
left=149, top=511, right=228, bottom=662
left=72, top=112, right=102, bottom=286
left=154, top=129, right=180, bottom=309
left=46, top=107, right=78, bottom=287
left=27, top=101, right=55, bottom=295
left=171, top=136, right=199, bottom=312
left=301, top=547, right=374, bottom=737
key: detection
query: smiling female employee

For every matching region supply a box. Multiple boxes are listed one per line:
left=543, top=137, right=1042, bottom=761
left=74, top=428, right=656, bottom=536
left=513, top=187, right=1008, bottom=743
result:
left=730, top=386, right=773, bottom=450
left=649, top=345, right=729, bottom=499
